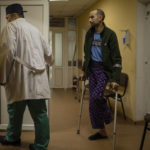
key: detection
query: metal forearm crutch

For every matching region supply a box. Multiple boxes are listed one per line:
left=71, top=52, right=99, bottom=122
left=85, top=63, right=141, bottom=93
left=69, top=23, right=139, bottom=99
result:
left=113, top=90, right=118, bottom=150
left=77, top=80, right=86, bottom=134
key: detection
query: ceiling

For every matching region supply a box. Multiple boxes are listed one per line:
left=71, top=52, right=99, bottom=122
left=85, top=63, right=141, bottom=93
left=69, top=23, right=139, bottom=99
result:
left=49, top=0, right=98, bottom=17
left=50, top=0, right=150, bottom=18
left=138, top=0, right=150, bottom=4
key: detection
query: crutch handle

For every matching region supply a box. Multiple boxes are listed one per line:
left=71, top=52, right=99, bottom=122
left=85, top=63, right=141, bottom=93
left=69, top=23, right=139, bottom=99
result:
left=108, top=82, right=119, bottom=92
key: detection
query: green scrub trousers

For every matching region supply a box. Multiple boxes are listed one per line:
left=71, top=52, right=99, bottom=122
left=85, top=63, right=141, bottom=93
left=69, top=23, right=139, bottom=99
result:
left=5, top=99, right=50, bottom=150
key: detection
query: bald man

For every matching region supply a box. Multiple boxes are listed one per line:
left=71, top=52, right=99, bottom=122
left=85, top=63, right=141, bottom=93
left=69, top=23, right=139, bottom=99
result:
left=82, top=9, right=122, bottom=140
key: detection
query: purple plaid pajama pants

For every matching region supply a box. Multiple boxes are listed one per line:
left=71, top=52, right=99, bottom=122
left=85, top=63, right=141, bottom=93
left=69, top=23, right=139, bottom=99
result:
left=89, top=60, right=112, bottom=129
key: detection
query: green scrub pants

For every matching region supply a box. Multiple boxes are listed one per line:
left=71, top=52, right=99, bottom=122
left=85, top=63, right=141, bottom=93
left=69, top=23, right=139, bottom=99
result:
left=5, top=99, right=50, bottom=150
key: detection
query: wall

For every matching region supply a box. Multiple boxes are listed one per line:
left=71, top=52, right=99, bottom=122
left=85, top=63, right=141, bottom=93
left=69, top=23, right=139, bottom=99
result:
left=136, top=2, right=150, bottom=120
left=77, top=0, right=137, bottom=120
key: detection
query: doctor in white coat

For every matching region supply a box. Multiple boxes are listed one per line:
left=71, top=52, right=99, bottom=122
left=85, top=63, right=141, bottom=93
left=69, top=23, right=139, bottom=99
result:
left=0, top=3, right=53, bottom=150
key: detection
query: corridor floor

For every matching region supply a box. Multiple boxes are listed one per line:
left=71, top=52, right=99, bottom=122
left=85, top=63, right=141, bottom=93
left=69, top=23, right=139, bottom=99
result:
left=0, top=88, right=149, bottom=150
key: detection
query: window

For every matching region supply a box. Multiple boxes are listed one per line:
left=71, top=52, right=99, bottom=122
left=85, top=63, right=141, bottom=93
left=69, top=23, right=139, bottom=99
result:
left=55, top=33, right=63, bottom=66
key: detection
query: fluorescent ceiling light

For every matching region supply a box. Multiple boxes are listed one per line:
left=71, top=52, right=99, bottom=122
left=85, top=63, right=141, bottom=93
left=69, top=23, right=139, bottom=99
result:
left=49, top=0, right=69, bottom=1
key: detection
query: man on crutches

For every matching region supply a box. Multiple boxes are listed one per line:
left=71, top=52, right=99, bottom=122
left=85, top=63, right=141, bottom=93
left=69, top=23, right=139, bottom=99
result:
left=81, top=9, right=122, bottom=140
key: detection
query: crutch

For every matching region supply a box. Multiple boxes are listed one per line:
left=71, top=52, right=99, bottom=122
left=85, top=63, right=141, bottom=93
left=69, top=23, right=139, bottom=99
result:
left=77, top=80, right=86, bottom=134
left=113, top=88, right=118, bottom=150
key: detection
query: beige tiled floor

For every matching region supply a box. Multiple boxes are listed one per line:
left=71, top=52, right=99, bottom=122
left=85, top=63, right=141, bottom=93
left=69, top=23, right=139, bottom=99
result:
left=0, top=88, right=150, bottom=150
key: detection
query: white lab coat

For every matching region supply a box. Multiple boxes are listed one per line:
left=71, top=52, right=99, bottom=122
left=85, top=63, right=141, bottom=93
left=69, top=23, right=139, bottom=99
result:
left=0, top=18, right=53, bottom=104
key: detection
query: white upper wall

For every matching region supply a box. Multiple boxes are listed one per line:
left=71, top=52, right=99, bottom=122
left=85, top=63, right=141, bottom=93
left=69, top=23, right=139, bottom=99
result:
left=136, top=2, right=150, bottom=120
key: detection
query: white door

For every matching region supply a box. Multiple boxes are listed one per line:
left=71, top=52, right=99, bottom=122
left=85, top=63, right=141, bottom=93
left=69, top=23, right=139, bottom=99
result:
left=136, top=2, right=150, bottom=120
left=144, top=5, right=150, bottom=114
left=67, top=30, right=77, bottom=88
left=50, top=28, right=78, bottom=89
left=51, top=29, right=65, bottom=88
left=0, top=0, right=49, bottom=130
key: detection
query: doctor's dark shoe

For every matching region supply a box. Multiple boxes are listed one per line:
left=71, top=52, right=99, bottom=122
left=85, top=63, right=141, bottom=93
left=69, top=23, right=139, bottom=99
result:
left=0, top=136, right=21, bottom=146
left=88, top=132, right=108, bottom=140
left=29, top=144, right=36, bottom=150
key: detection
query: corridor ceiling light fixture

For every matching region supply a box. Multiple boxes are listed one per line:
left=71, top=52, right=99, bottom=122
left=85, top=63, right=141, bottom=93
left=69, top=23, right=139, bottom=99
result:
left=49, top=0, right=69, bottom=1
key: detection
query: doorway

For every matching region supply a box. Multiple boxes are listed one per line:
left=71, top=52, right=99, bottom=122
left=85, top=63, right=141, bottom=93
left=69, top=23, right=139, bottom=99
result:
left=50, top=20, right=77, bottom=89
left=50, top=29, right=65, bottom=88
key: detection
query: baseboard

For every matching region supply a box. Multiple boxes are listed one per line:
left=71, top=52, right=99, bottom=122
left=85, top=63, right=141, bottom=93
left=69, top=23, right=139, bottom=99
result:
left=0, top=124, right=34, bottom=131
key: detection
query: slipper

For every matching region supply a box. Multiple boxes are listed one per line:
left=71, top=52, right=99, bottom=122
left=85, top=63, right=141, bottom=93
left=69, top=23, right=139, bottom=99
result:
left=0, top=136, right=21, bottom=146
left=88, top=132, right=108, bottom=140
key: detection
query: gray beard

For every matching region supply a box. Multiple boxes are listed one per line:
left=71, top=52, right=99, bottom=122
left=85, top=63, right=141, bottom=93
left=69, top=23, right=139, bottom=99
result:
left=90, top=23, right=99, bottom=28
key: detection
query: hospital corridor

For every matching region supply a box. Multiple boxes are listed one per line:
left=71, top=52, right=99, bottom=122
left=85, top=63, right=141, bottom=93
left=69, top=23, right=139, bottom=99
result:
left=0, top=0, right=150, bottom=150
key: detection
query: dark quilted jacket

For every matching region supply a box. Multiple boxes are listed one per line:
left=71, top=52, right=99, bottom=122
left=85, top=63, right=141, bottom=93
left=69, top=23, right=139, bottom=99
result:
left=82, top=23, right=122, bottom=83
